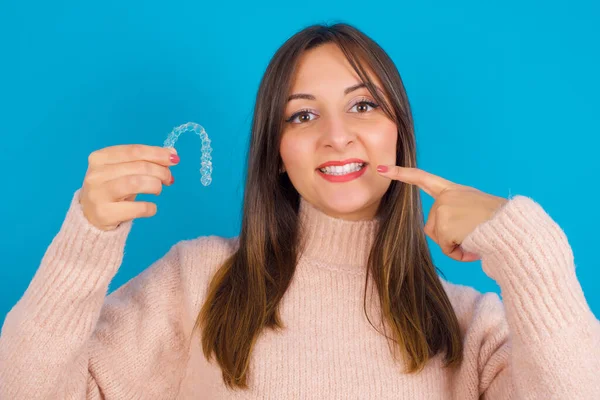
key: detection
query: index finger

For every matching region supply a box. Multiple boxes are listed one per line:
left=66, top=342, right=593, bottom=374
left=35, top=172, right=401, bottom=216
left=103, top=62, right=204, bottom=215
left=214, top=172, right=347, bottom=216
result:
left=89, top=144, right=178, bottom=167
left=380, top=166, right=454, bottom=198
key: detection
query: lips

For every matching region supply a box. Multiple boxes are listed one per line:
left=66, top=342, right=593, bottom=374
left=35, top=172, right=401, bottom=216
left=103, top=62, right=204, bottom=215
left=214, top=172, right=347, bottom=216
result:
left=316, top=158, right=367, bottom=169
left=316, top=163, right=368, bottom=183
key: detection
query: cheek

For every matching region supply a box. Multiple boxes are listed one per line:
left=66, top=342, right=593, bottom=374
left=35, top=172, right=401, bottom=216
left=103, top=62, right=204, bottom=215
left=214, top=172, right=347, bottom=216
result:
left=363, top=120, right=397, bottom=160
left=280, top=133, right=311, bottom=173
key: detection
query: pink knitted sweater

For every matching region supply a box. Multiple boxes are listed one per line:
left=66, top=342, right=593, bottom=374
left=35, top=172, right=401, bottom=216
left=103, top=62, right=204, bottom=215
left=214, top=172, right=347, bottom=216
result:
left=1, top=189, right=599, bottom=399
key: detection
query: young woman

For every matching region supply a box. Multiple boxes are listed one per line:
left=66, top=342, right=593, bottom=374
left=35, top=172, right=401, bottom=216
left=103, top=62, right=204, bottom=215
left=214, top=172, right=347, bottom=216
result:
left=1, top=23, right=598, bottom=399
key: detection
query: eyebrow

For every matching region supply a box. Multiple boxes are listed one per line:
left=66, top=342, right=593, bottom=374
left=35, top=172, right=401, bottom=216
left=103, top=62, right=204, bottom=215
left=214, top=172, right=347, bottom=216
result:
left=287, top=83, right=383, bottom=102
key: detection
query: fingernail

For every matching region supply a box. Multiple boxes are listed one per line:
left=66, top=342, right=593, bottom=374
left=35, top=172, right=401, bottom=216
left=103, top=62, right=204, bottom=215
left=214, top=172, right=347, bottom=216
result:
left=376, top=165, right=388, bottom=173
left=170, top=175, right=175, bottom=184
left=170, top=154, right=180, bottom=164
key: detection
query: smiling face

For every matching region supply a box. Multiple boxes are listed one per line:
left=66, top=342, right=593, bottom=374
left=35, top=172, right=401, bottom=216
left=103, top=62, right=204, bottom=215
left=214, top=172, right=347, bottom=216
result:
left=280, top=43, right=398, bottom=221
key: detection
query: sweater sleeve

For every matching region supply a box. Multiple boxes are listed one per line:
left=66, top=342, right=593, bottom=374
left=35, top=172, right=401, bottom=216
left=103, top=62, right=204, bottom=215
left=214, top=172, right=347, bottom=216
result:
left=0, top=188, right=194, bottom=399
left=458, top=195, right=600, bottom=399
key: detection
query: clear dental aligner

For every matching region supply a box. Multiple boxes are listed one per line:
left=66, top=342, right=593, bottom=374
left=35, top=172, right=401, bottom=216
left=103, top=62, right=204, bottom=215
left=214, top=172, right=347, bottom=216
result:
left=163, top=122, right=213, bottom=186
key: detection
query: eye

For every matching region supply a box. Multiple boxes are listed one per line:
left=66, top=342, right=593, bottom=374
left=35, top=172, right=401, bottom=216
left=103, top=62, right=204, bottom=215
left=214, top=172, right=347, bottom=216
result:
left=285, top=109, right=319, bottom=124
left=349, top=98, right=380, bottom=113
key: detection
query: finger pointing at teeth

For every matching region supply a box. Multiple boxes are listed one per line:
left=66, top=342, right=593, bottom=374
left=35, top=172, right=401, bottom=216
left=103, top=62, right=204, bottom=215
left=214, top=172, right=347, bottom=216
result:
left=375, top=164, right=456, bottom=198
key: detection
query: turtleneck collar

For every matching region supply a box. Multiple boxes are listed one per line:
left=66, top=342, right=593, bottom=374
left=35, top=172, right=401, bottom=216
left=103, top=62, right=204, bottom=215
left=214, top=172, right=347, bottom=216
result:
left=297, top=196, right=381, bottom=269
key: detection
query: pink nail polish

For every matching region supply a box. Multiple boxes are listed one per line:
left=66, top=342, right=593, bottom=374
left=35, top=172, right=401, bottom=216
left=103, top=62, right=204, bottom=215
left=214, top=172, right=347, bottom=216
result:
left=170, top=154, right=180, bottom=164
left=377, top=165, right=388, bottom=173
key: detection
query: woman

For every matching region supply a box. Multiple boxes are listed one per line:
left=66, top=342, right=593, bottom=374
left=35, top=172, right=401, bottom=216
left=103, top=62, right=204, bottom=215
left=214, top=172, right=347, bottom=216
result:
left=1, top=23, right=598, bottom=399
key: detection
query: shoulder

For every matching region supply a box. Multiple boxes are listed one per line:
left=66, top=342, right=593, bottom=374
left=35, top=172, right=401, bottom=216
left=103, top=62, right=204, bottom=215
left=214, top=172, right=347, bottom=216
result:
left=177, top=234, right=240, bottom=264
left=175, top=234, right=240, bottom=281
left=439, top=277, right=508, bottom=337
left=437, top=280, right=512, bottom=390
left=172, top=234, right=240, bottom=313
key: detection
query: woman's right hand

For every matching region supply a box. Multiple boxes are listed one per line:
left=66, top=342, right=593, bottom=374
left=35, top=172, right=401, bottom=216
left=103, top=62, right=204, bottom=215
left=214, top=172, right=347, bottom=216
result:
left=79, top=144, right=179, bottom=231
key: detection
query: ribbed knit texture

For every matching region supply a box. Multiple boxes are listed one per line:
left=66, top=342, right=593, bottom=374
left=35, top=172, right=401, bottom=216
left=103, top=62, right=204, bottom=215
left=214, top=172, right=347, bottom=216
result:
left=1, top=189, right=599, bottom=399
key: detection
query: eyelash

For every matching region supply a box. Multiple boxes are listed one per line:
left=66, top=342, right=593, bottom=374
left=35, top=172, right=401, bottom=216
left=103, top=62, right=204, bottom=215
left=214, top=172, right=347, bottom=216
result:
left=284, top=98, right=380, bottom=124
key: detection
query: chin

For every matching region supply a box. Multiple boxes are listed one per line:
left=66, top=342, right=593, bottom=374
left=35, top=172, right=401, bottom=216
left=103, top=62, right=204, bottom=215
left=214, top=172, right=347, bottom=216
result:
left=317, top=190, right=378, bottom=220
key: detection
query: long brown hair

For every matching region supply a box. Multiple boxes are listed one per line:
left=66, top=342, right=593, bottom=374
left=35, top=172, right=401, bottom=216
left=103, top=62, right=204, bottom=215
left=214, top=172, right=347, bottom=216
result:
left=194, top=22, right=463, bottom=390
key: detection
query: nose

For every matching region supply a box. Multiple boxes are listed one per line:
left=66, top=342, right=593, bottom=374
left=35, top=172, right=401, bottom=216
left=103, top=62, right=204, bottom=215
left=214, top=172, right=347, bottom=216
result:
left=321, top=115, right=357, bottom=151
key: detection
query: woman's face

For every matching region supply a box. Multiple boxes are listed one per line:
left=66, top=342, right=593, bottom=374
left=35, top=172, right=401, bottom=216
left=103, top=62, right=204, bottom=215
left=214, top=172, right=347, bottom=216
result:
left=280, top=43, right=398, bottom=221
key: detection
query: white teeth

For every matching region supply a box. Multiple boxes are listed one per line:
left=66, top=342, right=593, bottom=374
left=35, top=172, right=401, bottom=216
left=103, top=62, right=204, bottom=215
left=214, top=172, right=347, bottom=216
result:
left=319, top=163, right=365, bottom=175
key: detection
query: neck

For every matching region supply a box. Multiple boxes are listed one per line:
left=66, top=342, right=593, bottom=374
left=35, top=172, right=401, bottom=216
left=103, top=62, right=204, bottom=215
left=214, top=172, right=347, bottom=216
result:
left=297, top=196, right=381, bottom=269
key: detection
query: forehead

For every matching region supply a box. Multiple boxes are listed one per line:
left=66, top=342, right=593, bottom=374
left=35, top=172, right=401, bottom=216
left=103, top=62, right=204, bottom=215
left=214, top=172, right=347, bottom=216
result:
left=290, top=42, right=382, bottom=90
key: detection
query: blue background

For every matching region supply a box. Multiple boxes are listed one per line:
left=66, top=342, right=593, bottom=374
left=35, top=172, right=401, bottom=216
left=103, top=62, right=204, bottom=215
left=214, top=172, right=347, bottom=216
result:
left=1, top=0, right=598, bottom=327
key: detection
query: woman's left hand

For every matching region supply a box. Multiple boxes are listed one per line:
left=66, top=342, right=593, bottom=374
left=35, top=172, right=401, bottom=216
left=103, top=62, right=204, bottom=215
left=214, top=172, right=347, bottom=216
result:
left=376, top=165, right=508, bottom=262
